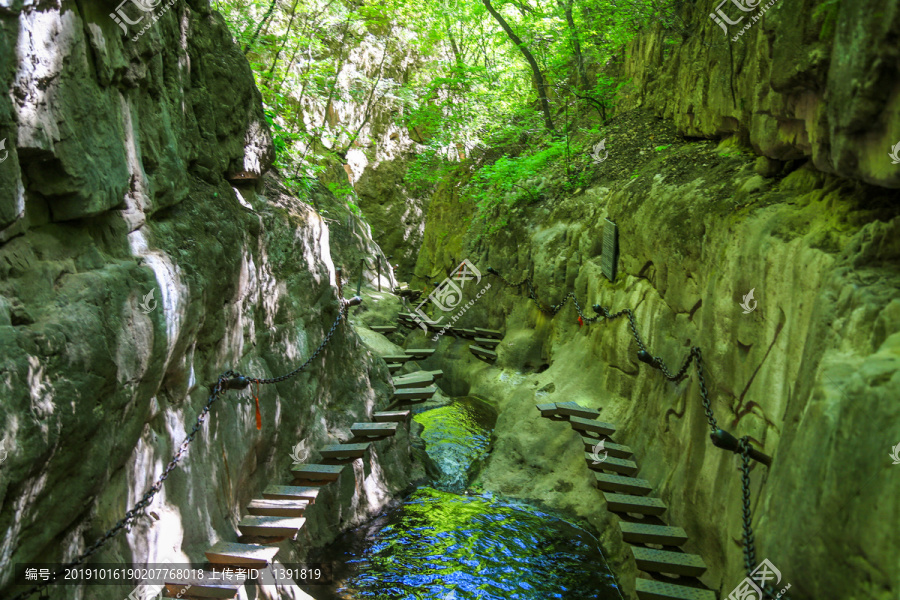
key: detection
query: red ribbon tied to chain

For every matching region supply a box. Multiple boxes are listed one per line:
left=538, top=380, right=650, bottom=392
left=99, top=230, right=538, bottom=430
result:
left=254, top=380, right=262, bottom=430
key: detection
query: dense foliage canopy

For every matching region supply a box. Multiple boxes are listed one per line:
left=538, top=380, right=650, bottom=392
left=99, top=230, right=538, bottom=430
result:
left=218, top=0, right=690, bottom=224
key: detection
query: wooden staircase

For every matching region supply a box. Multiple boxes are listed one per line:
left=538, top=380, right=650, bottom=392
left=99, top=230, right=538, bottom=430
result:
left=162, top=398, right=410, bottom=598
left=535, top=401, right=717, bottom=600
left=467, top=327, right=502, bottom=363
left=370, top=325, right=398, bottom=334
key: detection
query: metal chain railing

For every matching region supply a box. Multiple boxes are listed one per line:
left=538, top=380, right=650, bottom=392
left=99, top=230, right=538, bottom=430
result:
left=485, top=268, right=601, bottom=323
left=738, top=439, right=787, bottom=600
left=487, top=266, right=787, bottom=598
left=11, top=286, right=362, bottom=600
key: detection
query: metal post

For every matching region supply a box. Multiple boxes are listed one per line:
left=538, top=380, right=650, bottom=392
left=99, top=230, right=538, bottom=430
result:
left=336, top=267, right=343, bottom=300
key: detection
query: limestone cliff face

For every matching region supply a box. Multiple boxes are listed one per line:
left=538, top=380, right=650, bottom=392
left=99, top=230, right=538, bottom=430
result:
left=414, top=132, right=900, bottom=599
left=0, top=3, right=410, bottom=598
left=304, top=21, right=429, bottom=279
left=408, top=6, right=900, bottom=597
left=617, top=0, right=900, bottom=188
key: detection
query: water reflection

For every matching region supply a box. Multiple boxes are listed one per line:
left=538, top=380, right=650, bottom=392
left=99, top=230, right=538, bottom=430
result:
left=314, top=488, right=621, bottom=600
left=308, top=395, right=622, bottom=600
left=413, top=397, right=496, bottom=492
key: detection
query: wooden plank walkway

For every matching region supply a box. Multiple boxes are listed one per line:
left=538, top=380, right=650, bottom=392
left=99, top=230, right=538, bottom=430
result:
left=469, top=345, right=497, bottom=362
left=535, top=400, right=718, bottom=600
left=391, top=373, right=434, bottom=388
left=371, top=325, right=397, bottom=334
left=474, top=327, right=503, bottom=339
left=391, top=386, right=436, bottom=402
left=164, top=381, right=414, bottom=597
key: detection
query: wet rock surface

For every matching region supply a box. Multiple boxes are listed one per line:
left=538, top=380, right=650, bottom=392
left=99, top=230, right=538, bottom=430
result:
left=0, top=5, right=415, bottom=599
left=410, top=109, right=900, bottom=600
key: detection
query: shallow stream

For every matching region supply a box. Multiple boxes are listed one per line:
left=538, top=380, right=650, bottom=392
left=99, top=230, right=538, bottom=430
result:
left=309, top=396, right=622, bottom=600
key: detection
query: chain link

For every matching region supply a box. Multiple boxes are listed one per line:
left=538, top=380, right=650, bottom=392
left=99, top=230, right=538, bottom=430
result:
left=738, top=439, right=789, bottom=600
left=11, top=298, right=352, bottom=600
left=254, top=301, right=349, bottom=385
left=489, top=269, right=719, bottom=433
left=488, top=267, right=784, bottom=594
left=488, top=270, right=601, bottom=323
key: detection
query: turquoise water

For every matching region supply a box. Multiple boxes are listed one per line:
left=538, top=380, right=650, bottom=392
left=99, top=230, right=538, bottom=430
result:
left=310, top=397, right=623, bottom=600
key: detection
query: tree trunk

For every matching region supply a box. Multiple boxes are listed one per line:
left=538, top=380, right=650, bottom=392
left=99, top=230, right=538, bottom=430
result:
left=481, top=0, right=555, bottom=132
left=243, top=0, right=278, bottom=55
left=264, top=0, right=302, bottom=87
left=561, top=0, right=588, bottom=89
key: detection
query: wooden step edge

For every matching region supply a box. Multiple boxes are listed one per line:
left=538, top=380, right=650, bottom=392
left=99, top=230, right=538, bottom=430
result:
left=205, top=541, right=279, bottom=567
left=619, top=522, right=688, bottom=546
left=631, top=546, right=708, bottom=577
left=634, top=578, right=717, bottom=600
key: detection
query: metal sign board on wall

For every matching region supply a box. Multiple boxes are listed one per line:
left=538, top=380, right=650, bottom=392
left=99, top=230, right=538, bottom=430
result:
left=601, top=218, right=618, bottom=282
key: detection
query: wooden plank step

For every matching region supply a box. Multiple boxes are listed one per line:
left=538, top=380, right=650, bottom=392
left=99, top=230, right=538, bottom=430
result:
left=164, top=572, right=245, bottom=598
left=382, top=354, right=412, bottom=363
left=405, top=348, right=435, bottom=359
left=474, top=327, right=503, bottom=339
left=238, top=515, right=305, bottom=539
left=387, top=363, right=403, bottom=373
left=570, top=416, right=616, bottom=436
left=635, top=578, right=717, bottom=600
left=391, top=373, right=434, bottom=388
left=469, top=346, right=497, bottom=360
left=426, top=369, right=444, bottom=380
left=594, top=473, right=653, bottom=496
left=350, top=422, right=399, bottom=437
left=320, top=443, right=371, bottom=459
left=247, top=498, right=308, bottom=517
left=619, top=522, right=688, bottom=546
left=585, top=453, right=639, bottom=475
left=556, top=401, right=601, bottom=419
left=373, top=410, right=411, bottom=423
left=370, top=325, right=397, bottom=334
left=205, top=541, right=279, bottom=567
left=473, top=337, right=500, bottom=348
left=631, top=547, right=708, bottom=577
left=603, top=492, right=667, bottom=515
left=392, top=387, right=436, bottom=401
left=582, top=436, right=633, bottom=458
left=262, top=485, right=320, bottom=503
left=290, top=463, right=345, bottom=481
left=459, top=328, right=478, bottom=338
left=536, top=403, right=559, bottom=418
